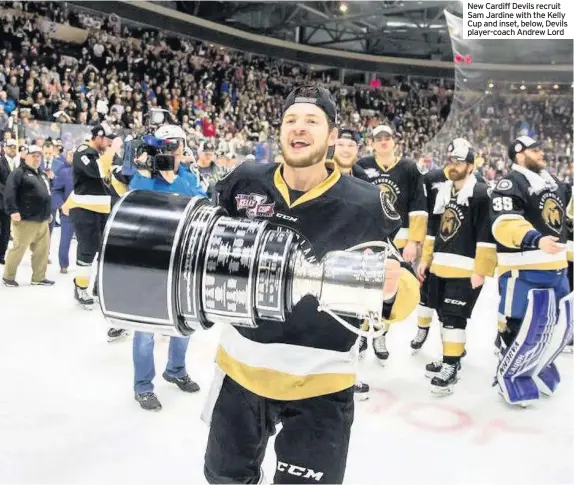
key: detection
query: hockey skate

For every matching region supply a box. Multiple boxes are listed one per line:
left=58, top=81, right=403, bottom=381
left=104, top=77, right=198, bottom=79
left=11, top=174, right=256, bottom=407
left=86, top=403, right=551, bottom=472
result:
left=373, top=333, right=389, bottom=365
left=425, top=359, right=461, bottom=379
left=74, top=283, right=94, bottom=310
left=410, top=327, right=430, bottom=352
left=353, top=381, right=370, bottom=401
left=430, top=362, right=460, bottom=395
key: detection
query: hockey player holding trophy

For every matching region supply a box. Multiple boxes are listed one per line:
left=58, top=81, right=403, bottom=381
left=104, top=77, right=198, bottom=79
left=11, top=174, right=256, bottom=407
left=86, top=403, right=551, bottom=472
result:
left=97, top=86, right=420, bottom=484
left=417, top=138, right=497, bottom=394
left=490, top=136, right=573, bottom=406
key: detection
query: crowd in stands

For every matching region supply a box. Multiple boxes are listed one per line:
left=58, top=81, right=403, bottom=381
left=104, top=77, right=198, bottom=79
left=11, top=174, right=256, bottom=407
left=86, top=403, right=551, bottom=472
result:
left=0, top=1, right=572, bottom=183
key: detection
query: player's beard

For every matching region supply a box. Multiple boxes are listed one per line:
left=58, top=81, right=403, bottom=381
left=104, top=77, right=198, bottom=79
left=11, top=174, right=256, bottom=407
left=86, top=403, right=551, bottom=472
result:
left=447, top=164, right=471, bottom=182
left=282, top=139, right=329, bottom=168
left=333, top=154, right=354, bottom=172
left=523, top=153, right=545, bottom=173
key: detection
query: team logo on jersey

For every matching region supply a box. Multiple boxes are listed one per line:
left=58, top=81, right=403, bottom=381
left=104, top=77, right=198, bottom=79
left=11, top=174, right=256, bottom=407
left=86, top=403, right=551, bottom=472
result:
left=377, top=179, right=401, bottom=207
left=439, top=206, right=463, bottom=242
left=380, top=191, right=401, bottom=221
left=235, top=193, right=276, bottom=219
left=496, top=179, right=513, bottom=191
left=540, top=194, right=564, bottom=234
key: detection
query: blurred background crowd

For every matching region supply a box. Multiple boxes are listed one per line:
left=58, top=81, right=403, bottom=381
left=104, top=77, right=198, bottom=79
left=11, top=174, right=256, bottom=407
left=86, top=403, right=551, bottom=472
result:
left=0, top=0, right=572, bottom=183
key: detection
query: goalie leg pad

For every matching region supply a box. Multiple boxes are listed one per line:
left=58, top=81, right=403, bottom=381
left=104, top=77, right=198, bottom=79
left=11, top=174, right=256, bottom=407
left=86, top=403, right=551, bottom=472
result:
left=496, top=288, right=555, bottom=405
left=532, top=290, right=574, bottom=396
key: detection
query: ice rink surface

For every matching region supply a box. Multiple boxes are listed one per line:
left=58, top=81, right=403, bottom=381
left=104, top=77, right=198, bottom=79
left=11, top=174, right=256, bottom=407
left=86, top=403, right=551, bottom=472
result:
left=0, top=229, right=572, bottom=484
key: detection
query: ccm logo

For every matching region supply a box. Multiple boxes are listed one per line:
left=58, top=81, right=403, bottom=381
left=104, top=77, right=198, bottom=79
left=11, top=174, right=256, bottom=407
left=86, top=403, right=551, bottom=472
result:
left=445, top=298, right=466, bottom=306
left=277, top=461, right=324, bottom=481
left=276, top=213, right=298, bottom=222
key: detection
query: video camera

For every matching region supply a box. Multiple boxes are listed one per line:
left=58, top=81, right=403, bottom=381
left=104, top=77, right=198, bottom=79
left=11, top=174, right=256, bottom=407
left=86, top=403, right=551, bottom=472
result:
left=121, top=134, right=178, bottom=176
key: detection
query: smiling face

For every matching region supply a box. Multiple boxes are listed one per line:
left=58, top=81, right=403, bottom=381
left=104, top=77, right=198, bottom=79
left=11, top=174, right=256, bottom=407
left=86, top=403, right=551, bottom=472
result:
left=280, top=103, right=336, bottom=168
left=334, top=138, right=358, bottom=170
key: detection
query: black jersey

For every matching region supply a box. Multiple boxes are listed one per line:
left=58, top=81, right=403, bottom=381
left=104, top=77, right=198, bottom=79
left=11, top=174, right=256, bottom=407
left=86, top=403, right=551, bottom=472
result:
left=67, top=144, right=113, bottom=214
left=357, top=156, right=427, bottom=248
left=490, top=165, right=570, bottom=276
left=422, top=177, right=496, bottom=278
left=214, top=161, right=420, bottom=400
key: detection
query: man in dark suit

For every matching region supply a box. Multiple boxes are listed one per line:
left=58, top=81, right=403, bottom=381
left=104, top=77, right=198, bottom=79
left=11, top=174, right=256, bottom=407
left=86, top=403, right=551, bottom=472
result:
left=0, top=139, right=19, bottom=264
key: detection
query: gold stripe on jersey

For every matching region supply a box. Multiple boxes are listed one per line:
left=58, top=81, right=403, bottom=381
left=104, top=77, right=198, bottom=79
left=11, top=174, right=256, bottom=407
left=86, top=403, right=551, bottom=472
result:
left=98, top=153, right=114, bottom=179
left=420, top=236, right=435, bottom=265
left=273, top=162, right=341, bottom=208
left=430, top=252, right=474, bottom=278
left=63, top=193, right=111, bottom=214
left=384, top=269, right=420, bottom=323
left=111, top=175, right=129, bottom=197
left=567, top=240, right=573, bottom=262
left=475, top=242, right=497, bottom=277
left=408, top=210, right=428, bottom=243
left=497, top=250, right=567, bottom=276
left=215, top=326, right=357, bottom=400
left=492, top=214, right=535, bottom=249
left=393, top=227, right=409, bottom=248
left=375, top=155, right=399, bottom=172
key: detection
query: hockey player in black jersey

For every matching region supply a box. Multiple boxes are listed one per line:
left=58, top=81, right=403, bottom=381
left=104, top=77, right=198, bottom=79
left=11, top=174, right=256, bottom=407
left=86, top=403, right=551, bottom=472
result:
left=332, top=127, right=369, bottom=181
left=418, top=139, right=497, bottom=394
left=357, top=124, right=427, bottom=364
left=63, top=124, right=127, bottom=341
left=413, top=149, right=487, bottom=352
left=203, top=86, right=420, bottom=484
left=332, top=126, right=370, bottom=400
left=490, top=136, right=572, bottom=406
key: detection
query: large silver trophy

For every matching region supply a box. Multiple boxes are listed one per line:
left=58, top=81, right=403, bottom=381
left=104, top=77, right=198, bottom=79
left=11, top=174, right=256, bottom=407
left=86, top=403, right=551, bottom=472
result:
left=98, top=191, right=390, bottom=337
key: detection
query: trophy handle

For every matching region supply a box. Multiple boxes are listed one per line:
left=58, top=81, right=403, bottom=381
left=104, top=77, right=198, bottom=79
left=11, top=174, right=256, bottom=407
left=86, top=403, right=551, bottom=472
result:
left=316, top=239, right=399, bottom=339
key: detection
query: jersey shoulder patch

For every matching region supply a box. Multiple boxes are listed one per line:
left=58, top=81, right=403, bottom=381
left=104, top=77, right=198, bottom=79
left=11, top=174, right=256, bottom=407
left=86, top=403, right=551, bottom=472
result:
left=77, top=145, right=88, bottom=153
left=495, top=179, right=513, bottom=191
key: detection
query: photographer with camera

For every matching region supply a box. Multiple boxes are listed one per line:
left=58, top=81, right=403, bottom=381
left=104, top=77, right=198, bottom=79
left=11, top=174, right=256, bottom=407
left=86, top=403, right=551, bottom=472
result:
left=128, top=125, right=207, bottom=197
left=127, top=124, right=207, bottom=411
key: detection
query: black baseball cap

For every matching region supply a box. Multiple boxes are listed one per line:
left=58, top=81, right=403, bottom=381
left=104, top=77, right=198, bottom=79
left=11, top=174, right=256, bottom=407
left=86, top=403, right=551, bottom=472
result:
left=283, top=86, right=338, bottom=123
left=202, top=142, right=215, bottom=152
left=508, top=136, right=541, bottom=161
left=337, top=127, right=359, bottom=144
left=91, top=123, right=117, bottom=140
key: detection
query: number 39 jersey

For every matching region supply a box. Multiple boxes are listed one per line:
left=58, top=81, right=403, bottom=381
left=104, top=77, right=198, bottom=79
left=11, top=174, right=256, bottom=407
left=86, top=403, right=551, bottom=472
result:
left=490, top=168, right=570, bottom=276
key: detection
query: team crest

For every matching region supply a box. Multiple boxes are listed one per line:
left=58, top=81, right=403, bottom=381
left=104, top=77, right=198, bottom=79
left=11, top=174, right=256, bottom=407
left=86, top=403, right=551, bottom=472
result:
left=235, top=193, right=276, bottom=219
left=439, top=208, right=462, bottom=242
left=380, top=191, right=401, bottom=221
left=379, top=183, right=398, bottom=206
left=496, top=179, right=513, bottom=191
left=540, top=195, right=564, bottom=234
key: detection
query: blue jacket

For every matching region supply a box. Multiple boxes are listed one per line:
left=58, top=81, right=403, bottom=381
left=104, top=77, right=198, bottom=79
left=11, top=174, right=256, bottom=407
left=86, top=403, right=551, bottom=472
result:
left=51, top=162, right=73, bottom=212
left=129, top=166, right=207, bottom=197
